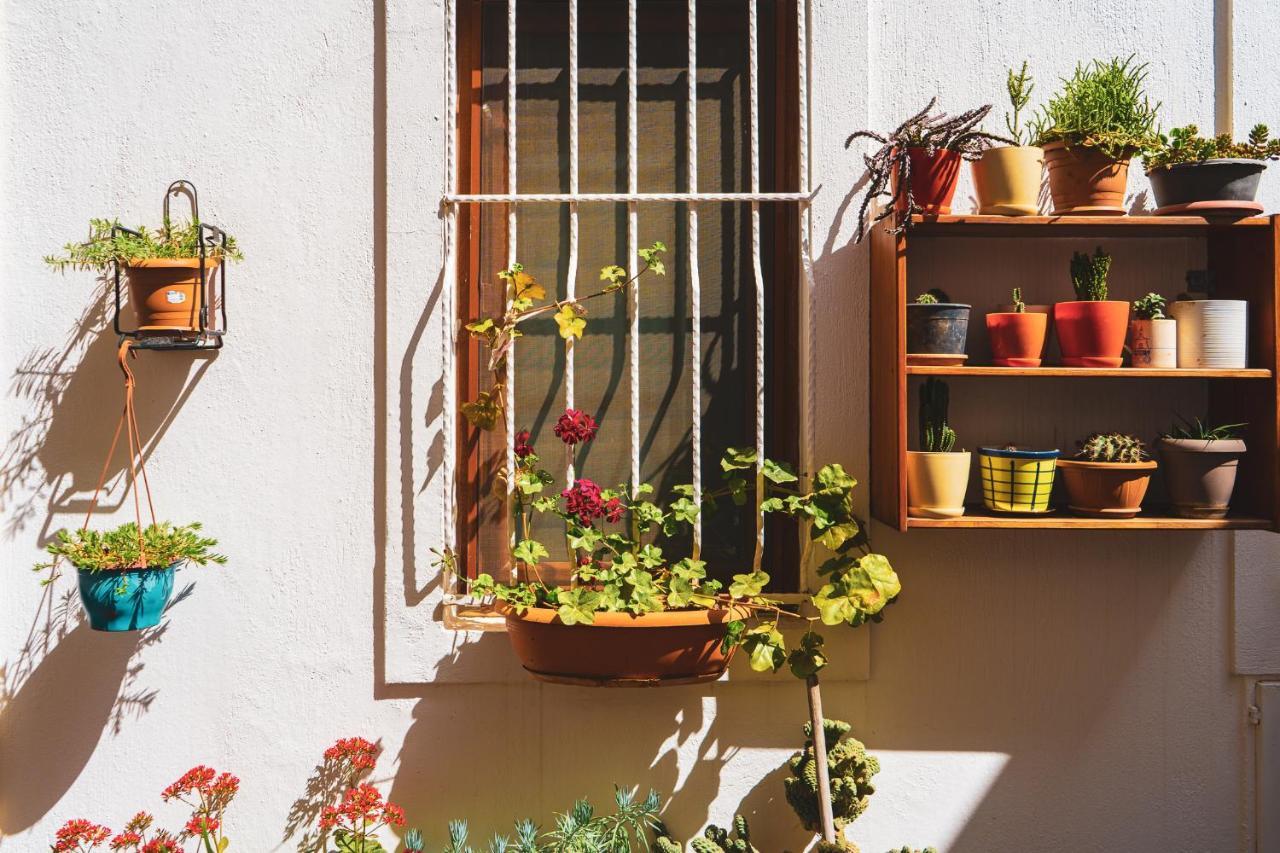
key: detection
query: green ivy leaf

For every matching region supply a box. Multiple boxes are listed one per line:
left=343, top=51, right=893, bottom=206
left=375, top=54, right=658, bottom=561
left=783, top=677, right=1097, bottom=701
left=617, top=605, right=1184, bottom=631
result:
left=720, top=447, right=758, bottom=472
left=600, top=264, right=628, bottom=291
left=554, top=303, right=586, bottom=340
left=729, top=569, right=769, bottom=599
left=762, top=458, right=798, bottom=484
left=742, top=623, right=786, bottom=672
left=788, top=631, right=828, bottom=679
left=512, top=539, right=549, bottom=566
left=812, top=553, right=901, bottom=626
left=638, top=241, right=668, bottom=276
left=669, top=496, right=700, bottom=523
left=667, top=576, right=696, bottom=609
left=720, top=619, right=747, bottom=654
left=670, top=558, right=707, bottom=581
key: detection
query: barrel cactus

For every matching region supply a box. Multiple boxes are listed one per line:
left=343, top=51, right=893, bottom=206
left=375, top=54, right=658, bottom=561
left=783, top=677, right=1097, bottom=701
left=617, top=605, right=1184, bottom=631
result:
left=1075, top=432, right=1149, bottom=463
left=784, top=719, right=879, bottom=833
left=689, top=815, right=758, bottom=853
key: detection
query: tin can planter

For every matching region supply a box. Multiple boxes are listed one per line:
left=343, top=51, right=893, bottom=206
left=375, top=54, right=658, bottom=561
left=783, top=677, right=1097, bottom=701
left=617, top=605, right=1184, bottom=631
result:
left=126, top=259, right=220, bottom=335
left=907, top=302, right=970, bottom=365
left=986, top=311, right=1048, bottom=367
left=1043, top=142, right=1131, bottom=215
left=78, top=563, right=177, bottom=632
left=1148, top=159, right=1267, bottom=217
left=977, top=447, right=1059, bottom=513
left=1169, top=300, right=1248, bottom=369
left=893, top=147, right=962, bottom=216
left=1158, top=437, right=1246, bottom=518
left=1056, top=459, right=1157, bottom=518
left=499, top=603, right=753, bottom=687
left=1054, top=301, right=1130, bottom=367
left=1129, top=317, right=1177, bottom=368
left=972, top=146, right=1044, bottom=216
left=906, top=450, right=971, bottom=518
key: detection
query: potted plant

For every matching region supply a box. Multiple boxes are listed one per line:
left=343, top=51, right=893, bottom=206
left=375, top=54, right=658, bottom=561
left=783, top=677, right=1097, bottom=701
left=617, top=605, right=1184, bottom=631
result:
left=1055, top=246, right=1128, bottom=367
left=35, top=521, right=226, bottom=632
left=46, top=216, right=241, bottom=336
left=906, top=290, right=970, bottom=366
left=1129, top=292, right=1176, bottom=368
left=1057, top=433, right=1157, bottom=518
left=847, top=99, right=1010, bottom=241
left=972, top=62, right=1044, bottom=216
left=906, top=379, right=969, bottom=518
left=987, top=288, right=1048, bottom=366
left=1169, top=270, right=1248, bottom=369
left=1030, top=56, right=1160, bottom=215
left=976, top=445, right=1060, bottom=514
left=1158, top=417, right=1247, bottom=518
left=1144, top=124, right=1280, bottom=215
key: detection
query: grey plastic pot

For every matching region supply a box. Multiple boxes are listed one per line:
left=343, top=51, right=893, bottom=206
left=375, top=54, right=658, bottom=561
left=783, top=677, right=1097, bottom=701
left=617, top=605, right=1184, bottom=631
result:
left=907, top=303, right=970, bottom=356
left=1158, top=437, right=1247, bottom=519
left=1147, top=159, right=1267, bottom=210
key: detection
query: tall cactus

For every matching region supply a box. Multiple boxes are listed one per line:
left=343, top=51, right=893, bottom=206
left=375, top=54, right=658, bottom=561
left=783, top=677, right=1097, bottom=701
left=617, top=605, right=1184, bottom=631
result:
left=919, top=378, right=956, bottom=453
left=1070, top=246, right=1112, bottom=301
left=785, top=719, right=880, bottom=835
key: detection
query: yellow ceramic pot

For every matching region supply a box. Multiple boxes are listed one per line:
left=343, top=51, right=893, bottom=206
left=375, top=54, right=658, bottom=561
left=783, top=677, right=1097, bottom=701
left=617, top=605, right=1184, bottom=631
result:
left=977, top=447, right=1059, bottom=513
left=972, top=146, right=1044, bottom=216
left=906, top=450, right=971, bottom=518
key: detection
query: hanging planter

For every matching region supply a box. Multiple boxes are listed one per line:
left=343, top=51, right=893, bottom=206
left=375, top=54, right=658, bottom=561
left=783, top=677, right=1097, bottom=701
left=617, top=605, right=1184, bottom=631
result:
left=1143, top=125, right=1279, bottom=216
left=1157, top=418, right=1248, bottom=519
left=1057, top=433, right=1156, bottom=518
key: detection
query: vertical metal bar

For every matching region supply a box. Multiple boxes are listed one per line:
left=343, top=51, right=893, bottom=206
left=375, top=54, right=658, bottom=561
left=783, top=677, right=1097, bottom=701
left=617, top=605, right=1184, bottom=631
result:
left=566, top=0, right=579, bottom=485
left=627, top=0, right=641, bottom=493
left=748, top=0, right=765, bottom=572
left=506, top=0, right=519, bottom=579
left=443, top=0, right=459, bottom=563
left=686, top=0, right=702, bottom=555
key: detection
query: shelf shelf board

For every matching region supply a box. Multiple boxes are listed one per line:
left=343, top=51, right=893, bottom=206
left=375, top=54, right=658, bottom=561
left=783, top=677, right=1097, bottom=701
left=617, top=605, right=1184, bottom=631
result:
left=907, top=213, right=1272, bottom=237
left=905, top=365, right=1272, bottom=379
left=906, top=508, right=1272, bottom=530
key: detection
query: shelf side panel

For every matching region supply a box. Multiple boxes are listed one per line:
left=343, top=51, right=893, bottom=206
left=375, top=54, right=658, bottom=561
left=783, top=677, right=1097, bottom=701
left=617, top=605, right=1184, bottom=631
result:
left=869, top=220, right=906, bottom=530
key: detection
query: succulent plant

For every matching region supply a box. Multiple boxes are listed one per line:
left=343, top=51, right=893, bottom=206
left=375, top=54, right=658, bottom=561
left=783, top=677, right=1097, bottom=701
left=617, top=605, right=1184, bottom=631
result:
left=653, top=836, right=684, bottom=853
left=403, top=827, right=425, bottom=852
left=1162, top=416, right=1246, bottom=441
left=1131, top=292, right=1167, bottom=320
left=1075, top=432, right=1150, bottom=463
left=919, top=378, right=956, bottom=453
left=816, top=843, right=861, bottom=853
left=785, top=719, right=880, bottom=834
left=914, top=292, right=939, bottom=305
left=884, top=847, right=938, bottom=853
left=1070, top=246, right=1111, bottom=301
left=688, top=816, right=758, bottom=853
left=1144, top=123, right=1280, bottom=170
left=1011, top=287, right=1026, bottom=313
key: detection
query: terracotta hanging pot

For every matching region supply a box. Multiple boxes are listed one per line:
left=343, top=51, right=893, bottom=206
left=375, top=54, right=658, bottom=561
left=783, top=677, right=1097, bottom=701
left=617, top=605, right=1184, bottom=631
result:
left=893, top=147, right=962, bottom=216
left=500, top=603, right=753, bottom=687
left=972, top=146, right=1045, bottom=215
left=986, top=311, right=1048, bottom=366
left=126, top=258, right=220, bottom=335
left=1056, top=459, right=1157, bottom=517
left=1042, top=142, right=1132, bottom=215
left=1054, top=301, right=1130, bottom=367
left=1158, top=437, right=1246, bottom=518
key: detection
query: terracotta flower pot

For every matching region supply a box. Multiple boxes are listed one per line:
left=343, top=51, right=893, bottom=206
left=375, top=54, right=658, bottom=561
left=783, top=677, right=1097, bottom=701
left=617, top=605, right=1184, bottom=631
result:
left=972, top=146, right=1045, bottom=216
left=893, top=147, right=962, bottom=216
left=906, top=450, right=971, bottom=518
left=1054, top=301, right=1130, bottom=367
left=1158, top=437, right=1246, bottom=518
left=1128, top=317, right=1177, bottom=368
left=1056, top=459, right=1156, bottom=518
left=986, top=312, right=1048, bottom=366
left=1042, top=142, right=1132, bottom=215
left=500, top=603, right=753, bottom=687
left=126, top=258, right=220, bottom=335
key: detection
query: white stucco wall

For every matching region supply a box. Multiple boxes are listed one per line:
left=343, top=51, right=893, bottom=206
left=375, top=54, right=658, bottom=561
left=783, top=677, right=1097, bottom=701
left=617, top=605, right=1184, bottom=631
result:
left=3, top=1, right=1279, bottom=851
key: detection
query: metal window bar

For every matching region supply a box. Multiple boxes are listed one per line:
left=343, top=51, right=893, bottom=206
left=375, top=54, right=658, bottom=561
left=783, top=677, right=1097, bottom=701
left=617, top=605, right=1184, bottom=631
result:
left=440, top=0, right=816, bottom=603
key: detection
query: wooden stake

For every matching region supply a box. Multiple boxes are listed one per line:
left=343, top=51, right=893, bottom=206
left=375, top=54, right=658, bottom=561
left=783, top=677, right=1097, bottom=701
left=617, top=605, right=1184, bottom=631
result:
left=806, top=673, right=837, bottom=844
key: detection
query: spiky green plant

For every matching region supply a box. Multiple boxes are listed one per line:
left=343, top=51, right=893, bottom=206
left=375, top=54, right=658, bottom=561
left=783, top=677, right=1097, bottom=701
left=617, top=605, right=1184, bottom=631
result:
left=1011, top=287, right=1026, bottom=313
left=1004, top=61, right=1035, bottom=146
left=913, top=292, right=938, bottom=305
left=784, top=719, right=880, bottom=835
left=919, top=378, right=956, bottom=453
left=815, top=844, right=859, bottom=853
left=1162, top=416, right=1247, bottom=441
left=45, top=218, right=242, bottom=272
left=34, top=521, right=225, bottom=580
left=1144, top=123, right=1280, bottom=170
left=652, top=837, right=683, bottom=853
left=402, top=828, right=425, bottom=852
left=1075, top=432, right=1150, bottom=463
left=1070, top=247, right=1111, bottom=301
left=884, top=848, right=938, bottom=853
left=1030, top=55, right=1161, bottom=158
left=688, top=816, right=758, bottom=853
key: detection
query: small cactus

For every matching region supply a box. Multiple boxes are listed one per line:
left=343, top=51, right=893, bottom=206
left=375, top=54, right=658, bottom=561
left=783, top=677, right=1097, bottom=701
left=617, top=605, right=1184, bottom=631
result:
left=816, top=842, right=860, bottom=853
left=1011, top=287, right=1026, bottom=313
left=690, top=815, right=758, bottom=853
left=919, top=378, right=956, bottom=453
left=885, top=848, right=938, bottom=853
left=652, top=837, right=684, bottom=853
left=913, top=292, right=938, bottom=304
left=1075, top=432, right=1149, bottom=463
left=1070, top=246, right=1111, bottom=301
left=784, top=719, right=880, bottom=834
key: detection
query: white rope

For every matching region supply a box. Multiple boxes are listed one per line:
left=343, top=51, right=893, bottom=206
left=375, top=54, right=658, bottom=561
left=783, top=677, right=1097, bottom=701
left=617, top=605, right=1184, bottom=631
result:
left=797, top=0, right=818, bottom=588
left=748, top=0, right=765, bottom=573
left=443, top=191, right=812, bottom=204
left=442, top=0, right=458, bottom=566
left=566, top=0, right=579, bottom=485
left=686, top=0, right=701, bottom=556
left=627, top=0, right=640, bottom=493
left=505, top=0, right=518, bottom=580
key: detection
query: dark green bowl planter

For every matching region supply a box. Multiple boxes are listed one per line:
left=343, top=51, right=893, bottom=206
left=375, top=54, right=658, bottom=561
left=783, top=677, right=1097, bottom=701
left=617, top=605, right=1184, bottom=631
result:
left=907, top=303, right=970, bottom=360
left=1148, top=159, right=1267, bottom=216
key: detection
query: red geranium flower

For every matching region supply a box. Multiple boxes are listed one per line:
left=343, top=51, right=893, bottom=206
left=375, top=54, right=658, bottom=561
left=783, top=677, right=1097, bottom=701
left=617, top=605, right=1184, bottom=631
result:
left=514, top=429, right=535, bottom=459
left=562, top=478, right=605, bottom=526
left=603, top=496, right=625, bottom=523
left=553, top=409, right=598, bottom=445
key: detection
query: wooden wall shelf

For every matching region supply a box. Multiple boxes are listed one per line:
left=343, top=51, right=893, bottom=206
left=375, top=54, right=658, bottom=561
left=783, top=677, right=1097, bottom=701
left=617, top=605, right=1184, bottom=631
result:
left=869, top=214, right=1280, bottom=532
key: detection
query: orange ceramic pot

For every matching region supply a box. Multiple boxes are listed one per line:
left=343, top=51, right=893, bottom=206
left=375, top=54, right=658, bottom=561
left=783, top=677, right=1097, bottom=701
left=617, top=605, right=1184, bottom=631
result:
left=1057, top=459, right=1156, bottom=518
left=125, top=258, right=219, bottom=335
left=893, top=148, right=962, bottom=216
left=1054, top=301, right=1129, bottom=367
left=500, top=604, right=753, bottom=687
left=1043, top=142, right=1132, bottom=215
left=986, top=312, right=1048, bottom=367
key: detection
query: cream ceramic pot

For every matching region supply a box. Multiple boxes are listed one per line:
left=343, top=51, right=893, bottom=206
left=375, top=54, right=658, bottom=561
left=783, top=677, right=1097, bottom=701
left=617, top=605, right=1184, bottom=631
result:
left=906, top=450, right=972, bottom=518
left=972, top=146, right=1044, bottom=216
left=1129, top=317, right=1177, bottom=368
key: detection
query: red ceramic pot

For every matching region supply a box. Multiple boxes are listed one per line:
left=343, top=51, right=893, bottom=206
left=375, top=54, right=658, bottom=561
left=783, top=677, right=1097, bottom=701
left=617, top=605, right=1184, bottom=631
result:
left=986, top=312, right=1048, bottom=367
left=893, top=148, right=962, bottom=216
left=1053, top=301, right=1129, bottom=367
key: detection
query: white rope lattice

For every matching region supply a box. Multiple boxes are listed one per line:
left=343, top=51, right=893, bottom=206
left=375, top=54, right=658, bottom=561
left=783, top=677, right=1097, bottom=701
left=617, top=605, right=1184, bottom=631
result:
left=686, top=0, right=702, bottom=556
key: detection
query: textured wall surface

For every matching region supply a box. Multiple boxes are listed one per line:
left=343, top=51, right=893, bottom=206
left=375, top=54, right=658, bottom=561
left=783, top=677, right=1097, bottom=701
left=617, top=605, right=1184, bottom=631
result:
left=3, top=1, right=1278, bottom=851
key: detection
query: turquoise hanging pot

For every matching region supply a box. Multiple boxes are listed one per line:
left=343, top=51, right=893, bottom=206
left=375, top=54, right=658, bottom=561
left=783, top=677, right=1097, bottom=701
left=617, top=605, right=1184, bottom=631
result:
left=77, top=562, right=178, bottom=632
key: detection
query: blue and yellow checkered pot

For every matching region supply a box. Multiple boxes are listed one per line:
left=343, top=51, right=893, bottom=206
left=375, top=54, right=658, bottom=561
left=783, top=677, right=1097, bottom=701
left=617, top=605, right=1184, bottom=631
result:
left=977, top=447, right=1060, bottom=513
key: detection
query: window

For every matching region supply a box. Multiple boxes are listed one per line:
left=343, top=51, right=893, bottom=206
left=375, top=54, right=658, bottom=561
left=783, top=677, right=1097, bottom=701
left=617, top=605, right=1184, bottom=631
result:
left=448, top=0, right=806, bottom=592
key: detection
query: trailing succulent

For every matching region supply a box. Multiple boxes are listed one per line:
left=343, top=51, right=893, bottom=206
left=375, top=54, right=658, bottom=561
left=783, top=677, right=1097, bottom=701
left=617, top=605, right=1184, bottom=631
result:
left=1069, top=246, right=1111, bottom=301
left=846, top=99, right=1011, bottom=241
left=45, top=217, right=242, bottom=272
left=1131, top=292, right=1167, bottom=320
left=785, top=719, right=879, bottom=834
left=918, top=378, right=956, bottom=454
left=1030, top=55, right=1161, bottom=158
left=1144, top=123, right=1280, bottom=171
left=1075, top=433, right=1150, bottom=463
left=34, top=521, right=225, bottom=581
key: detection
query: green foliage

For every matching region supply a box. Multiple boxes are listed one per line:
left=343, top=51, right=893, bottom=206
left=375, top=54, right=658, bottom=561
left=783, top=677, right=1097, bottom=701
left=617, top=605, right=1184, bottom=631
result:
left=441, top=790, right=662, bottom=853
left=912, top=292, right=938, bottom=305
left=884, top=848, right=938, bottom=853
left=1004, top=61, right=1035, bottom=146
left=815, top=844, right=860, bottom=853
left=334, top=831, right=387, bottom=852
left=651, top=837, right=683, bottom=853
left=1075, top=432, right=1150, bottom=463
left=45, top=218, right=242, bottom=272
left=1144, top=123, right=1280, bottom=170
left=1070, top=246, right=1111, bottom=301
left=1131, top=292, right=1167, bottom=320
left=1030, top=55, right=1161, bottom=158
left=402, top=828, right=425, bottom=852
left=1162, top=415, right=1247, bottom=441
left=1011, top=287, right=1026, bottom=313
left=35, top=521, right=226, bottom=578
left=919, top=378, right=956, bottom=453
left=785, top=719, right=880, bottom=835
left=689, top=816, right=758, bottom=853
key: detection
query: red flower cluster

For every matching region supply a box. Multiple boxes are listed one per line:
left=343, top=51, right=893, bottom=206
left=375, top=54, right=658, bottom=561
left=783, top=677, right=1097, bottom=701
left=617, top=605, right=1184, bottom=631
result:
left=319, top=783, right=407, bottom=833
left=323, top=736, right=380, bottom=772
left=160, top=766, right=215, bottom=801
left=109, top=813, right=154, bottom=850
left=137, top=837, right=179, bottom=853
left=554, top=408, right=598, bottom=445
left=514, top=429, right=535, bottom=459
left=52, top=819, right=110, bottom=852
left=183, top=816, right=220, bottom=836
left=562, top=478, right=624, bottom=526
